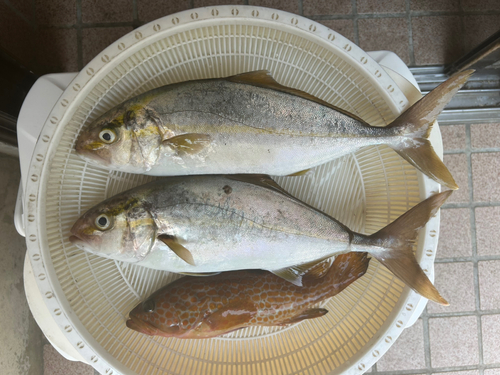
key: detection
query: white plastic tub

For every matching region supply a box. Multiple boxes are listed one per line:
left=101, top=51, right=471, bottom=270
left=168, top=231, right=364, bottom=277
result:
left=23, top=6, right=443, bottom=375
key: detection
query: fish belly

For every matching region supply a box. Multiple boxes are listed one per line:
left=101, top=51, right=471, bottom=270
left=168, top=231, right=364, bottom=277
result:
left=142, top=230, right=350, bottom=274
left=135, top=176, right=353, bottom=273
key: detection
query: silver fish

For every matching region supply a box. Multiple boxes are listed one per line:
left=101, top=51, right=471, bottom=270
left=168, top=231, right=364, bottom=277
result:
left=75, top=70, right=474, bottom=190
left=69, top=175, right=451, bottom=305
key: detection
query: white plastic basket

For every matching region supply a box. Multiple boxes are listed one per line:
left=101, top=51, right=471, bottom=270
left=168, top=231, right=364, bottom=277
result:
left=25, top=6, right=443, bottom=375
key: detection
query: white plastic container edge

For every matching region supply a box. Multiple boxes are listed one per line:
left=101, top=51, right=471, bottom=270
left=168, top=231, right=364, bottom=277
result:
left=22, top=6, right=443, bottom=375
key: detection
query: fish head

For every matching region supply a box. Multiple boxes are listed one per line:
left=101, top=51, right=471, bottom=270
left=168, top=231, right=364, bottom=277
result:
left=69, top=195, right=157, bottom=262
left=126, top=274, right=259, bottom=339
left=75, top=98, right=164, bottom=172
left=126, top=295, right=184, bottom=337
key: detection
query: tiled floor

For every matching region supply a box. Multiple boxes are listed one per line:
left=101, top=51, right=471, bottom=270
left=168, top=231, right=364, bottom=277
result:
left=0, top=0, right=499, bottom=375
left=371, top=121, right=500, bottom=375
left=0, top=154, right=45, bottom=375
left=1, top=0, right=500, bottom=73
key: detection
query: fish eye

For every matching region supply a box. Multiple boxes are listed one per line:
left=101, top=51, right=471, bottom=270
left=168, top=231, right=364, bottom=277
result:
left=95, top=214, right=111, bottom=230
left=99, top=128, right=117, bottom=144
left=142, top=299, right=155, bottom=313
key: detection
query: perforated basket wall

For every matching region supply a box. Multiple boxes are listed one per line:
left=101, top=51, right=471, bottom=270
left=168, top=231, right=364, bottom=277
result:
left=25, top=6, right=442, bottom=375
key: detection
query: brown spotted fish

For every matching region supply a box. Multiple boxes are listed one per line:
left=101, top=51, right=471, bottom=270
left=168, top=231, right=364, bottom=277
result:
left=126, top=252, right=370, bottom=339
left=75, top=70, right=474, bottom=190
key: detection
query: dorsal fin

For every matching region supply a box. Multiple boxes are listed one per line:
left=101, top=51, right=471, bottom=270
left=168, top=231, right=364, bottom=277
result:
left=225, top=174, right=295, bottom=198
left=226, top=174, right=354, bottom=242
left=227, top=71, right=368, bottom=123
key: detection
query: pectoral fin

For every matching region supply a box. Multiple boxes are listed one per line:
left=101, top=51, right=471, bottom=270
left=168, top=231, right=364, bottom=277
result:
left=271, top=257, right=334, bottom=286
left=276, top=308, right=328, bottom=326
left=204, top=299, right=257, bottom=332
left=163, top=134, right=211, bottom=156
left=158, top=235, right=195, bottom=266
left=177, top=271, right=220, bottom=277
left=287, top=169, right=311, bottom=177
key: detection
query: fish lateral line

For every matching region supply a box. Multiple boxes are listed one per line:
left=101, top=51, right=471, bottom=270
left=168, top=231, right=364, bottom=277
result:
left=158, top=201, right=336, bottom=240
left=156, top=109, right=348, bottom=138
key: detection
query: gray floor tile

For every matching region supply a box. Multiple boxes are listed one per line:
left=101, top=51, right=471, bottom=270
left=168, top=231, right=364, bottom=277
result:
left=35, top=28, right=78, bottom=73
left=471, top=123, right=500, bottom=149
left=429, top=316, right=479, bottom=368
left=317, top=19, right=356, bottom=43
left=443, top=154, right=469, bottom=203
left=82, top=27, right=133, bottom=66
left=479, top=260, right=500, bottom=310
left=358, top=17, right=410, bottom=65
left=248, top=0, right=300, bottom=14
left=0, top=155, right=44, bottom=375
left=35, top=0, right=77, bottom=26
left=376, top=319, right=426, bottom=371
left=437, top=208, right=472, bottom=259
left=81, top=0, right=134, bottom=23
left=0, top=2, right=35, bottom=68
left=43, top=344, right=94, bottom=375
left=410, top=0, right=460, bottom=11
left=357, top=0, right=405, bottom=13
left=411, top=16, right=464, bottom=65
left=193, top=0, right=245, bottom=7
left=427, top=262, right=476, bottom=314
left=472, top=153, right=500, bottom=203
left=482, top=315, right=500, bottom=364
left=441, top=125, right=466, bottom=152
left=475, top=206, right=500, bottom=256
left=462, top=0, right=500, bottom=11
left=302, top=0, right=352, bottom=16
left=137, top=0, right=192, bottom=23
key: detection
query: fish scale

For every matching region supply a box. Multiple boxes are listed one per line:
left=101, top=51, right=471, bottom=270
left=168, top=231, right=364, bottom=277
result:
left=70, top=175, right=452, bottom=305
left=75, top=70, right=473, bottom=190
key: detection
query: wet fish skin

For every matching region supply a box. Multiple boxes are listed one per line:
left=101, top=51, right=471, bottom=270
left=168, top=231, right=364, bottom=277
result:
left=69, top=174, right=451, bottom=305
left=126, top=252, right=370, bottom=339
left=75, top=70, right=474, bottom=189
left=70, top=175, right=352, bottom=268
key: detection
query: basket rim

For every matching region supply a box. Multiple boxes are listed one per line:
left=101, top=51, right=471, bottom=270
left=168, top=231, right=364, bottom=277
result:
left=24, top=5, right=440, bottom=375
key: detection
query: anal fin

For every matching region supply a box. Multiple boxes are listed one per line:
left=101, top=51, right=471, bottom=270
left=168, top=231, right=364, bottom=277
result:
left=276, top=308, right=328, bottom=326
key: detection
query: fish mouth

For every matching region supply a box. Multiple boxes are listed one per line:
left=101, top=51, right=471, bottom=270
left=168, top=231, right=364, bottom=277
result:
left=126, top=317, right=160, bottom=336
left=69, top=234, right=97, bottom=254
left=75, top=143, right=110, bottom=164
left=69, top=234, right=83, bottom=247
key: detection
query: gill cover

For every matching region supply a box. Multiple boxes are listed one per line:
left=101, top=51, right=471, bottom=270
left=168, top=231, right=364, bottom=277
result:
left=124, top=206, right=157, bottom=261
left=122, top=105, right=164, bottom=170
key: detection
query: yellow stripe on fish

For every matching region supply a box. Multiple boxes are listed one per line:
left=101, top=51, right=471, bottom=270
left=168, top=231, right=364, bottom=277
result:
left=75, top=70, right=473, bottom=189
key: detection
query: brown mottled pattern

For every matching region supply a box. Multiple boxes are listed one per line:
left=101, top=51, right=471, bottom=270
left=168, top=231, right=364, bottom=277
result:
left=127, top=253, right=370, bottom=338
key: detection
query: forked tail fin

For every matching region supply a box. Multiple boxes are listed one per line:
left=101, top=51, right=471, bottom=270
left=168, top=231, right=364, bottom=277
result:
left=387, top=70, right=474, bottom=190
left=354, top=190, right=453, bottom=305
